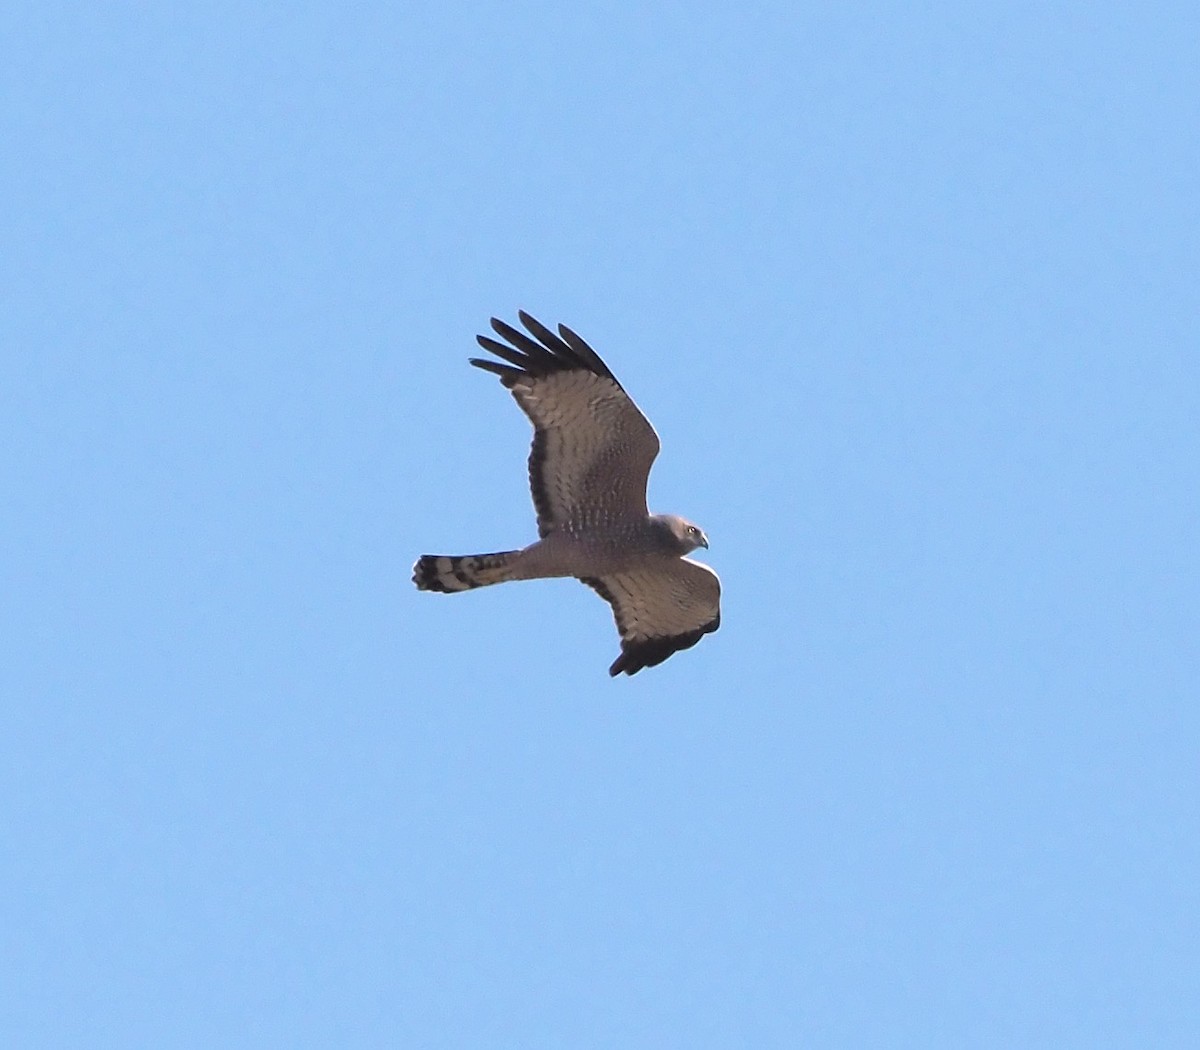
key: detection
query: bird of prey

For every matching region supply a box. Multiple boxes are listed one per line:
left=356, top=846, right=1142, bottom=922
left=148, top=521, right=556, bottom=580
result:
left=413, top=312, right=720, bottom=676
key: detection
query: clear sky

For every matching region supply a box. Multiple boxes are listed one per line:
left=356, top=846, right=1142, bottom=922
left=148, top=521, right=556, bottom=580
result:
left=4, top=3, right=1197, bottom=1046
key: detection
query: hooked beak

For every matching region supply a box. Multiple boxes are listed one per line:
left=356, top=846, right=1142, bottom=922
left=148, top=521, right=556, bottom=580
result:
left=698, top=532, right=709, bottom=549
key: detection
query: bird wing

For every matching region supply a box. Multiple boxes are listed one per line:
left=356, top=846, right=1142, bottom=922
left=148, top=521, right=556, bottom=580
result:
left=470, top=312, right=661, bottom=538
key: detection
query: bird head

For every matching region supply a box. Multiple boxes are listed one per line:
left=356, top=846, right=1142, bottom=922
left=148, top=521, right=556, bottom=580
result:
left=654, top=514, right=709, bottom=554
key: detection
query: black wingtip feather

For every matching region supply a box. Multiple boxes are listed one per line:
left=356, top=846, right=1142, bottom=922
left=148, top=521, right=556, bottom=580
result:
left=558, top=324, right=615, bottom=381
left=468, top=357, right=523, bottom=383
left=608, top=615, right=720, bottom=676
left=517, top=311, right=583, bottom=365
left=470, top=312, right=619, bottom=385
left=488, top=317, right=559, bottom=368
left=475, top=334, right=534, bottom=369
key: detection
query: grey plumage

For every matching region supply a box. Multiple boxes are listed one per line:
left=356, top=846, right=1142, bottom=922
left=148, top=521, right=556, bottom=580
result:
left=414, top=311, right=720, bottom=676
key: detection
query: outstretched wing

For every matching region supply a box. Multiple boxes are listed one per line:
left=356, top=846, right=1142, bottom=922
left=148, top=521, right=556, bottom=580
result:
left=470, top=312, right=661, bottom=538
left=580, top=558, right=721, bottom=676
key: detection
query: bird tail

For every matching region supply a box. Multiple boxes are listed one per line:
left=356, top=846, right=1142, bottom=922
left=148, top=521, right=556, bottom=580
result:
left=412, top=551, right=522, bottom=593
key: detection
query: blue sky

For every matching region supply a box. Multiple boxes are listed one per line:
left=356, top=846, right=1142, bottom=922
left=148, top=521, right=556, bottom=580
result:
left=4, top=2, right=1197, bottom=1046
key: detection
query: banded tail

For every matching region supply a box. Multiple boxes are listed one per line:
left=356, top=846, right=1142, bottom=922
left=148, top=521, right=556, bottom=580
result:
left=412, top=551, right=521, bottom=593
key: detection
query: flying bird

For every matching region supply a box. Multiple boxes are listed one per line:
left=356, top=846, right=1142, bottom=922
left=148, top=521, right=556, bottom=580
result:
left=413, top=312, right=720, bottom=676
